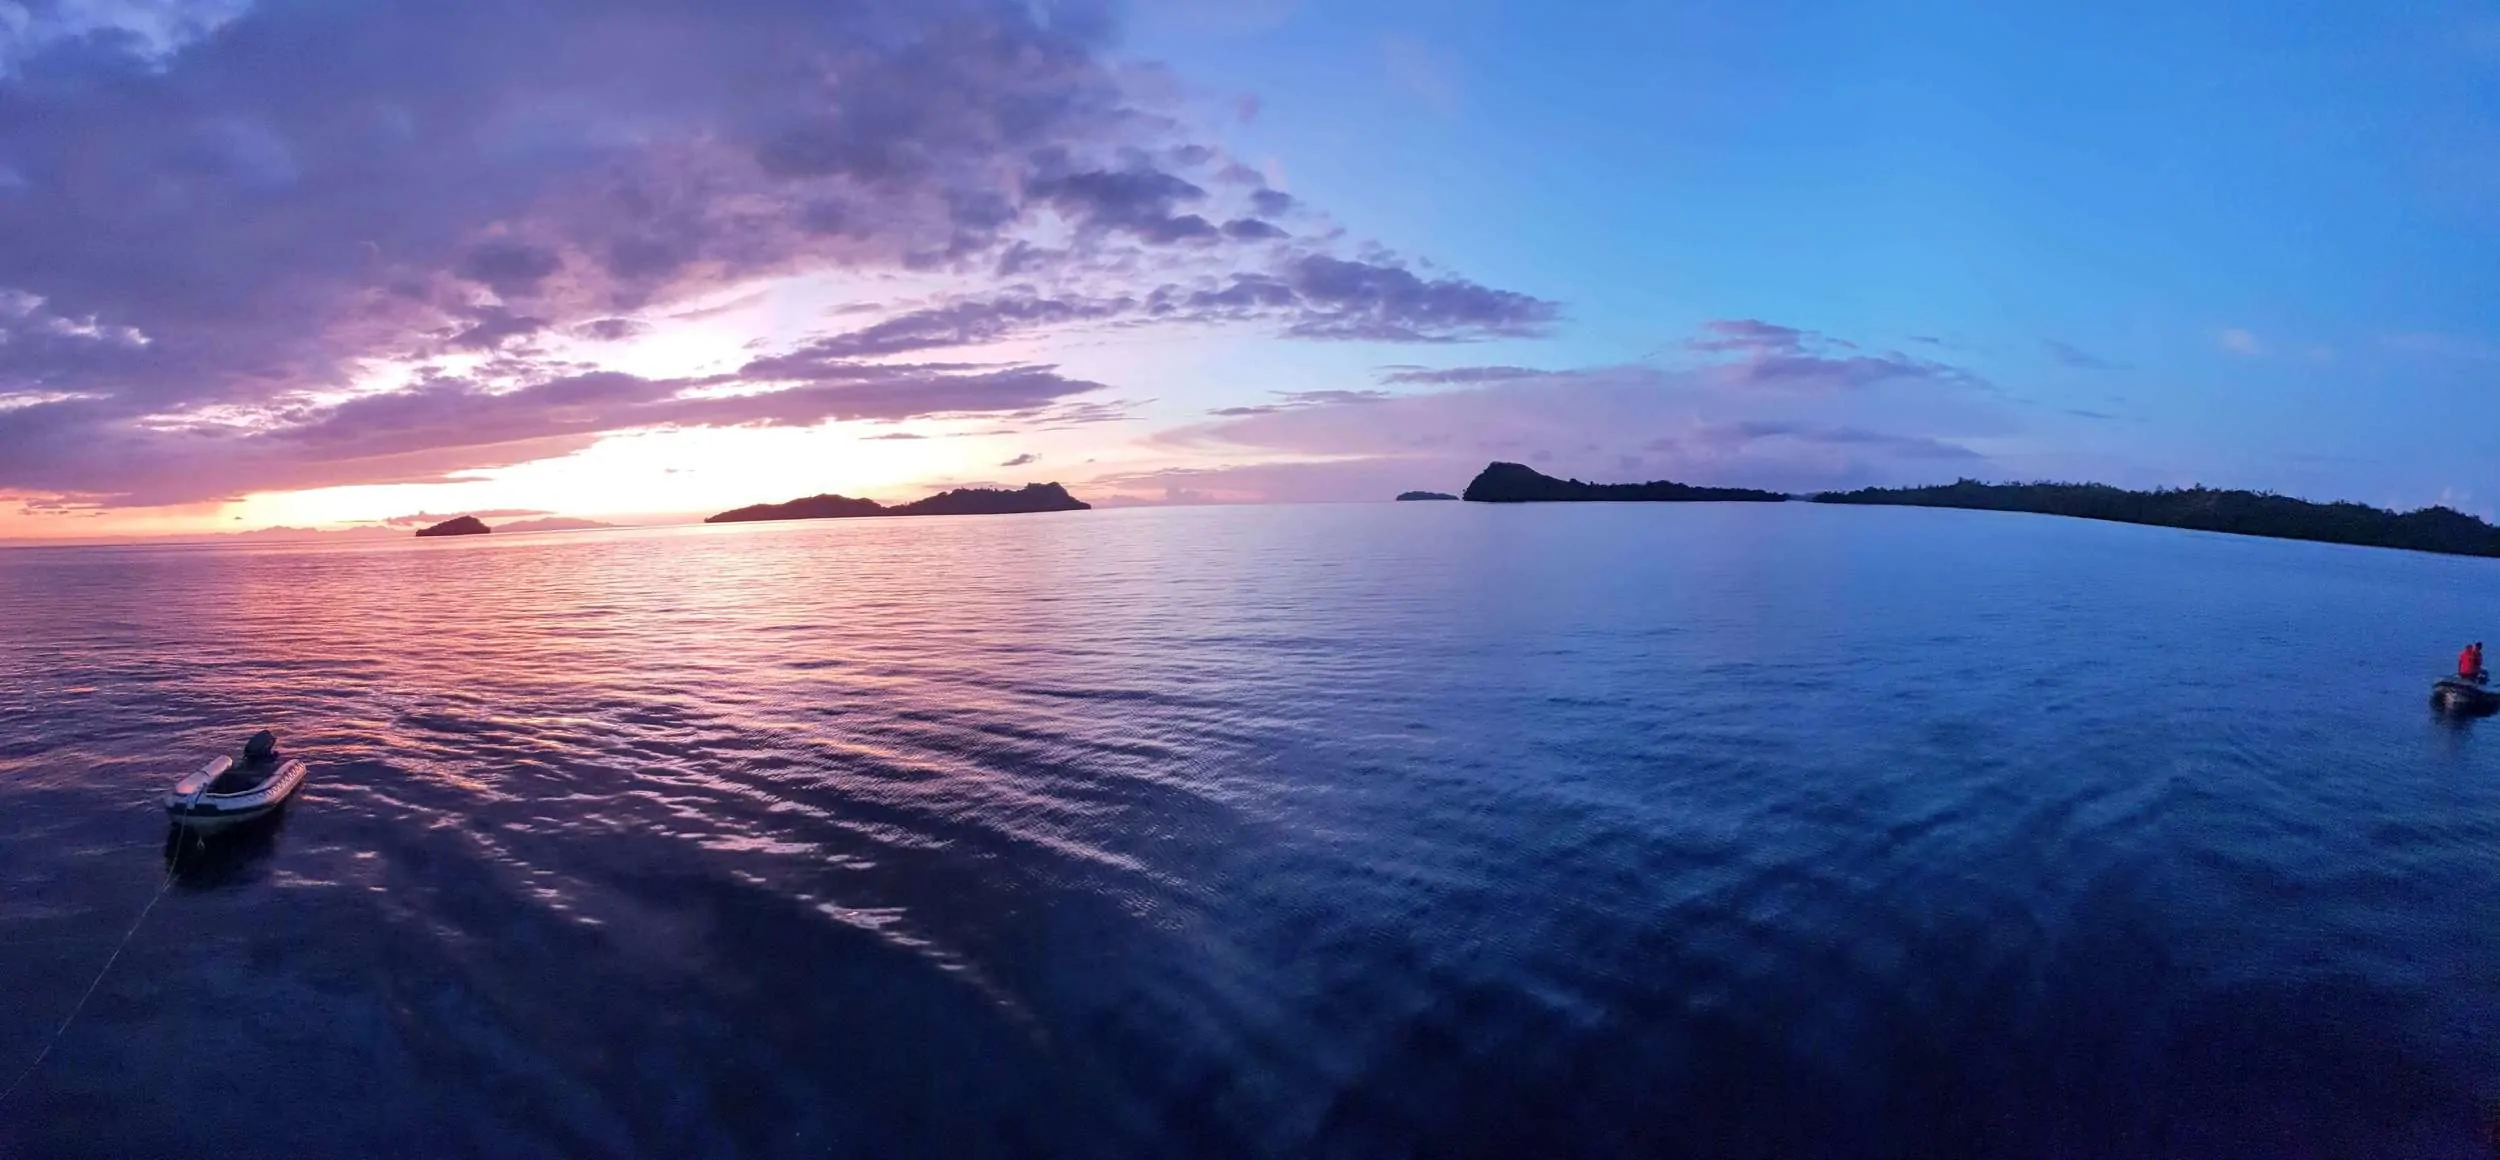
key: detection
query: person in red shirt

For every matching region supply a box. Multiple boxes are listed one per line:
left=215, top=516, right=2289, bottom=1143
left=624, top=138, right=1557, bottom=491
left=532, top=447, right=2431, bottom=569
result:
left=2461, top=642, right=2487, bottom=685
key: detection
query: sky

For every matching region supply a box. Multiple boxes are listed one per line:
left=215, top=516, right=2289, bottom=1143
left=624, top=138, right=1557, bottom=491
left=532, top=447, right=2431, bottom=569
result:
left=1, top=0, right=2496, bottom=540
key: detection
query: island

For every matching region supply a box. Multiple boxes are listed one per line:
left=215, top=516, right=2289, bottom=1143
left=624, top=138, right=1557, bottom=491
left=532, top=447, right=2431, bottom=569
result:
left=1460, top=462, right=1790, bottom=504
left=708, top=494, right=885, bottom=522
left=1813, top=480, right=2500, bottom=558
left=1397, top=491, right=1459, bottom=502
left=707, top=482, right=1091, bottom=524
left=414, top=515, right=491, bottom=537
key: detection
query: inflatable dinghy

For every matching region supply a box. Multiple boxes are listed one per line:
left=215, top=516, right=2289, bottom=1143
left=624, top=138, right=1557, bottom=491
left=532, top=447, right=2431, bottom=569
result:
left=2432, top=677, right=2499, bottom=717
left=165, top=730, right=307, bottom=832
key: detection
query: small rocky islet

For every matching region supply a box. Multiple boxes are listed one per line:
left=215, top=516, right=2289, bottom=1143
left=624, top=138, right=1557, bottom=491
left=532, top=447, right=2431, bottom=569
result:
left=413, top=515, right=492, bottom=537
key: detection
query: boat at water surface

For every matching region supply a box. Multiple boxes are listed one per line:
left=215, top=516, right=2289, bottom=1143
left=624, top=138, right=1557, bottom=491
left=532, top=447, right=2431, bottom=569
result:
left=2431, top=677, right=2498, bottom=717
left=165, top=730, right=307, bottom=832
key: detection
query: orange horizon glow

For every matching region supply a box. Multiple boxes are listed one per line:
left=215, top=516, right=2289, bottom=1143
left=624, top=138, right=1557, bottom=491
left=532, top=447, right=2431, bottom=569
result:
left=0, top=277, right=1311, bottom=542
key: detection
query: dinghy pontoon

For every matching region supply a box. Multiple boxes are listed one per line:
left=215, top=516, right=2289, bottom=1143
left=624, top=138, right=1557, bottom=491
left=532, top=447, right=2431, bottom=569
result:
left=165, top=730, right=307, bottom=832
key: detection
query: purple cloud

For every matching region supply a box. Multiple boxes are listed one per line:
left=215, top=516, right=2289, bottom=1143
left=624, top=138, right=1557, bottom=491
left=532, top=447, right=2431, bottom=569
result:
left=457, top=242, right=564, bottom=298
left=0, top=361, right=1110, bottom=506
left=1687, top=319, right=1975, bottom=392
left=1280, top=389, right=1393, bottom=406
left=1206, top=389, right=1392, bottom=417
left=1378, top=365, right=1554, bottom=385
left=577, top=318, right=651, bottom=341
left=776, top=257, right=1559, bottom=366
left=1222, top=218, right=1289, bottom=240
left=1159, top=257, right=1555, bottom=342
left=1687, top=319, right=1815, bottom=355
left=1014, top=398, right=1143, bottom=429
left=2042, top=338, right=2123, bottom=371
left=1118, top=328, right=2016, bottom=503
left=1278, top=256, right=1556, bottom=341
left=1000, top=452, right=1039, bottom=467
left=1656, top=419, right=1984, bottom=462
left=1024, top=163, right=1221, bottom=244
left=773, top=295, right=1136, bottom=361
left=0, top=0, right=1547, bottom=510
left=453, top=309, right=549, bottom=350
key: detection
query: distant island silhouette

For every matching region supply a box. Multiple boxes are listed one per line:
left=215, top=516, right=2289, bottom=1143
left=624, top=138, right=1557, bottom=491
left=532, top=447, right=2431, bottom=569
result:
left=1396, top=491, right=1459, bottom=501
left=707, top=482, right=1091, bottom=524
left=1461, top=462, right=1790, bottom=503
left=414, top=515, right=491, bottom=537
left=1815, top=480, right=2500, bottom=557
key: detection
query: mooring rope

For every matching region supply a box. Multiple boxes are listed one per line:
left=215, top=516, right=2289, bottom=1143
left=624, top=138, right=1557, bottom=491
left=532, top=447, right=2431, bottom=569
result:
left=0, top=784, right=200, bottom=1110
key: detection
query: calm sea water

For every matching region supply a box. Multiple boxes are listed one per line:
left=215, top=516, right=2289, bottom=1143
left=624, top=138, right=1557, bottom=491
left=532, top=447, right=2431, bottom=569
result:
left=4, top=502, right=2499, bottom=1158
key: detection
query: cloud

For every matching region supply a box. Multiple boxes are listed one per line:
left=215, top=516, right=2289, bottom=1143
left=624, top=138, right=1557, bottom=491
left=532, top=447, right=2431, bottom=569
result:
left=577, top=318, right=652, bottom=342
left=457, top=242, right=564, bottom=299
left=1019, top=398, right=1142, bottom=428
left=1685, top=319, right=1814, bottom=354
left=1107, top=320, right=2016, bottom=503
left=1278, top=389, right=1391, bottom=406
left=1023, top=162, right=1222, bottom=245
left=1659, top=419, right=1983, bottom=463
left=1206, top=389, right=1391, bottom=417
left=1221, top=218, right=1288, bottom=240
left=1000, top=452, right=1038, bottom=467
left=0, top=0, right=1542, bottom=510
left=2, top=0, right=1148, bottom=421
left=1129, top=257, right=1556, bottom=343
left=453, top=308, right=549, bottom=350
left=775, top=294, right=1137, bottom=360
left=1685, top=319, right=1979, bottom=392
left=1, top=361, right=1112, bottom=506
left=2220, top=328, right=2266, bottom=356
left=1377, top=365, right=1553, bottom=385
left=1274, top=256, right=1553, bottom=340
left=777, top=255, right=1557, bottom=363
left=283, top=365, right=1105, bottom=458
left=2042, top=338, right=2122, bottom=371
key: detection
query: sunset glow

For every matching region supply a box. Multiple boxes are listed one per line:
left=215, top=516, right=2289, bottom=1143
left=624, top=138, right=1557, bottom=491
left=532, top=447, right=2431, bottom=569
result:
left=7, top=4, right=2498, bottom=1152
left=5, top=1, right=2495, bottom=541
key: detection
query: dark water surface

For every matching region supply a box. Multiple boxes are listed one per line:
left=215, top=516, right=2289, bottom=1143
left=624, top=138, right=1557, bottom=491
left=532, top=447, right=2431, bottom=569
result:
left=5, top=503, right=2500, bottom=1158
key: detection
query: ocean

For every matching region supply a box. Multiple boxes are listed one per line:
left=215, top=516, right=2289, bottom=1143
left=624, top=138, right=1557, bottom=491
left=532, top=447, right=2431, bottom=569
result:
left=3, top=501, right=2497, bottom=1158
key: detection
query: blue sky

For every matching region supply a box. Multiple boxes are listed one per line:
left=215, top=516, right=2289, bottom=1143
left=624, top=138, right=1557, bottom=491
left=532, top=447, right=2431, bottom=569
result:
left=0, top=0, right=2494, bottom=537
left=1129, top=0, right=2500, bottom=502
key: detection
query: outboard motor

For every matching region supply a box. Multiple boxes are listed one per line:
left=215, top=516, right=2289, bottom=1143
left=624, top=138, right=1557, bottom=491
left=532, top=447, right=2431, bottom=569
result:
left=166, top=728, right=308, bottom=832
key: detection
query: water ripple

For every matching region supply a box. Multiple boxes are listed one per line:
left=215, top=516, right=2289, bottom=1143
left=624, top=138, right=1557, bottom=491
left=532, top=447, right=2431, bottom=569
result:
left=3, top=505, right=2500, bottom=1157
